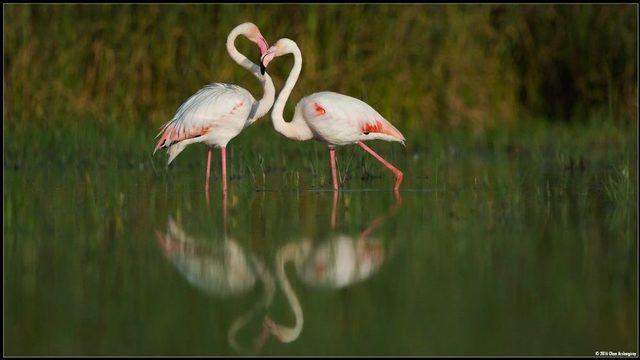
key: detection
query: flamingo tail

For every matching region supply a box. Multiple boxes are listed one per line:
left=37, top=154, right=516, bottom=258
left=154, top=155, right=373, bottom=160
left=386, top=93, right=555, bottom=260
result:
left=166, top=140, right=190, bottom=165
left=153, top=123, right=211, bottom=162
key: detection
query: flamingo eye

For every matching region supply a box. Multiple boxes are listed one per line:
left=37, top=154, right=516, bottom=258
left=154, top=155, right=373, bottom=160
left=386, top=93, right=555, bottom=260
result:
left=363, top=132, right=370, bottom=135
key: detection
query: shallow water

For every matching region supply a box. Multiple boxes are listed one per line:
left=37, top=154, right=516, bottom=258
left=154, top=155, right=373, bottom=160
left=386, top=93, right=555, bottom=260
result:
left=4, top=148, right=637, bottom=355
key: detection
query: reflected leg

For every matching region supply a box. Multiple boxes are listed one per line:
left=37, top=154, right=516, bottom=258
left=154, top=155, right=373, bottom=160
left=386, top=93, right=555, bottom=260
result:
left=359, top=190, right=403, bottom=242
left=392, top=189, right=403, bottom=210
left=222, top=187, right=228, bottom=233
left=221, top=146, right=228, bottom=193
left=331, top=190, right=339, bottom=229
left=205, top=146, right=212, bottom=202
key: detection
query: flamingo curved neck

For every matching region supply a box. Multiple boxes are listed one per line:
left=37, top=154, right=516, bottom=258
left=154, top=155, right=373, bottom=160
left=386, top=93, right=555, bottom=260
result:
left=271, top=44, right=313, bottom=141
left=271, top=243, right=304, bottom=343
left=226, top=28, right=275, bottom=123
left=228, top=256, right=276, bottom=353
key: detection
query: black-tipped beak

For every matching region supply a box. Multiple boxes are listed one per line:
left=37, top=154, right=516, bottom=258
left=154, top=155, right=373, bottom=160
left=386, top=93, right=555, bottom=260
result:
left=260, top=61, right=266, bottom=75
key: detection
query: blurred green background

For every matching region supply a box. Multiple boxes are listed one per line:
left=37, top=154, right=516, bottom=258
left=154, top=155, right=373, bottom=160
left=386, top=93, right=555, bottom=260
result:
left=4, top=4, right=637, bottom=131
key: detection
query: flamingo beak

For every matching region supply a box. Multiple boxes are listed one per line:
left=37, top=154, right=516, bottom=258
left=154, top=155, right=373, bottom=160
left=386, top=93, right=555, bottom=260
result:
left=260, top=48, right=276, bottom=75
left=257, top=35, right=269, bottom=57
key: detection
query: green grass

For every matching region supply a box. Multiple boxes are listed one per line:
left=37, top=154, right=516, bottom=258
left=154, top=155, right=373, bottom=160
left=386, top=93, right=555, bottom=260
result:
left=4, top=4, right=637, bottom=134
left=4, top=116, right=636, bottom=195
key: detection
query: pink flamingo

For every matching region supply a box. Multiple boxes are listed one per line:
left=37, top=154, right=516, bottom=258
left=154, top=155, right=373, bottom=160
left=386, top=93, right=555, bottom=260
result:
left=154, top=23, right=275, bottom=196
left=260, top=38, right=405, bottom=191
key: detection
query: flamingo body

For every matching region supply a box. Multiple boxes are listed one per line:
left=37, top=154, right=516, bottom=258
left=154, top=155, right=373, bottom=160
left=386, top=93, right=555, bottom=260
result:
left=297, top=91, right=405, bottom=146
left=152, top=22, right=275, bottom=196
left=154, top=83, right=255, bottom=163
left=296, top=235, right=385, bottom=289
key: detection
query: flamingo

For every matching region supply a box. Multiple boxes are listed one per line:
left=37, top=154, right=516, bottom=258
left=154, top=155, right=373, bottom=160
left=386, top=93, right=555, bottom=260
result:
left=153, top=23, right=275, bottom=196
left=156, top=216, right=275, bottom=353
left=264, top=236, right=387, bottom=343
left=259, top=38, right=406, bottom=191
left=264, top=192, right=402, bottom=343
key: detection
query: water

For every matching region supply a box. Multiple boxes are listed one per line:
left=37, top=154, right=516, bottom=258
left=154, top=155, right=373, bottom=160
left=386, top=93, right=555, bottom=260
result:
left=4, top=148, right=637, bottom=356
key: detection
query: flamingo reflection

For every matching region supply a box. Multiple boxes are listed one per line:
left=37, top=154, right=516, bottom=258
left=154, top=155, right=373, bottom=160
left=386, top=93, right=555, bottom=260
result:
left=156, top=216, right=274, bottom=353
left=156, top=192, right=402, bottom=350
left=265, top=192, right=402, bottom=343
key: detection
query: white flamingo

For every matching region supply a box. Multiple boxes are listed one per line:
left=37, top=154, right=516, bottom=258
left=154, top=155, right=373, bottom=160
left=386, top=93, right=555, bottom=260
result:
left=154, top=23, right=275, bottom=195
left=265, top=193, right=402, bottom=343
left=259, top=38, right=406, bottom=191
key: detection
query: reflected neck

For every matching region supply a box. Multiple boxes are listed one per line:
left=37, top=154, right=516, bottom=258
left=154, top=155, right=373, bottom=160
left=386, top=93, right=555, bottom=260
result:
left=269, top=242, right=305, bottom=343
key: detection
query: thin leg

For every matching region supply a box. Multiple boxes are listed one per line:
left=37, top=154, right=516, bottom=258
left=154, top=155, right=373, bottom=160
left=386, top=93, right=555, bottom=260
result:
left=356, top=141, right=404, bottom=190
left=221, top=147, right=228, bottom=232
left=329, top=147, right=339, bottom=191
left=359, top=188, right=403, bottom=242
left=221, top=146, right=228, bottom=193
left=331, top=190, right=338, bottom=229
left=392, top=189, right=403, bottom=211
left=222, top=188, right=228, bottom=234
left=205, top=147, right=212, bottom=202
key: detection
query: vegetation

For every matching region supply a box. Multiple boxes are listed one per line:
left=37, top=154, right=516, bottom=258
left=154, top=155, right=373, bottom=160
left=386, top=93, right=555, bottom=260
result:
left=4, top=4, right=637, bottom=134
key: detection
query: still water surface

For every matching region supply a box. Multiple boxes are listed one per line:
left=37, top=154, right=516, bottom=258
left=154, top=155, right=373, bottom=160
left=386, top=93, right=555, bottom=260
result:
left=4, top=153, right=637, bottom=355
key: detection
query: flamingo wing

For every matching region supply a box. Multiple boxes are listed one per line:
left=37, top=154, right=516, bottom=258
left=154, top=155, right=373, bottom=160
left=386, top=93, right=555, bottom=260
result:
left=300, top=92, right=405, bottom=145
left=154, top=83, right=253, bottom=153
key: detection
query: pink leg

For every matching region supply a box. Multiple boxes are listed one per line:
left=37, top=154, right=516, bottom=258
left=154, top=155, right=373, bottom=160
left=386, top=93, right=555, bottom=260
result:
left=392, top=189, right=403, bottom=210
left=221, top=146, right=228, bottom=193
left=220, top=148, right=228, bottom=227
left=205, top=147, right=212, bottom=202
left=331, top=190, right=338, bottom=229
left=222, top=188, right=228, bottom=233
left=356, top=141, right=404, bottom=190
left=329, top=147, right=339, bottom=190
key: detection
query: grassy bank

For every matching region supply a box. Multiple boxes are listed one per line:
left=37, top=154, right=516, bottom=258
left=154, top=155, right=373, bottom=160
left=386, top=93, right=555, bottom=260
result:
left=4, top=117, right=636, bottom=188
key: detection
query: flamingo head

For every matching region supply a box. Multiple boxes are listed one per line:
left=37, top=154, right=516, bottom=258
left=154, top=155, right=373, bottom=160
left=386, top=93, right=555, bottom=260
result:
left=237, top=22, right=269, bottom=57
left=264, top=316, right=299, bottom=343
left=260, top=38, right=296, bottom=75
